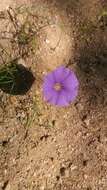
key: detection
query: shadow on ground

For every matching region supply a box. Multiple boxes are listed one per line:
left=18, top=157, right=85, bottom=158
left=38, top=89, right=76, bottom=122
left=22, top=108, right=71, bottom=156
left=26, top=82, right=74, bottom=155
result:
left=74, top=15, right=107, bottom=125
left=0, top=63, right=35, bottom=95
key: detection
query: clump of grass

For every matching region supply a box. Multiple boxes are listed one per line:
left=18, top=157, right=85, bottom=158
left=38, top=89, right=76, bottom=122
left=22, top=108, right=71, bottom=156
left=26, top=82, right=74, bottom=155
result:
left=2, top=7, right=39, bottom=57
left=16, top=25, right=38, bottom=55
left=17, top=30, right=29, bottom=45
left=0, top=60, right=35, bottom=95
left=0, top=61, right=18, bottom=93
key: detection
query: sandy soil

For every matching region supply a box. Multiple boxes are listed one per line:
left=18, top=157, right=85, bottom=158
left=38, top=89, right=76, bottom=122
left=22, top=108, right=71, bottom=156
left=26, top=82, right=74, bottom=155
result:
left=0, top=0, right=107, bottom=190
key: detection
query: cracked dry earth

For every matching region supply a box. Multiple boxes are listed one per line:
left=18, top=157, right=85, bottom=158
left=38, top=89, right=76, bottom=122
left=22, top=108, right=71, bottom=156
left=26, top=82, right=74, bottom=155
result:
left=0, top=0, right=107, bottom=190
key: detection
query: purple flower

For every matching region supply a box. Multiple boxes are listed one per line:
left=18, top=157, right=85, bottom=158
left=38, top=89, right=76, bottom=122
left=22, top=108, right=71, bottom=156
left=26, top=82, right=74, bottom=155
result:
left=43, top=66, right=79, bottom=107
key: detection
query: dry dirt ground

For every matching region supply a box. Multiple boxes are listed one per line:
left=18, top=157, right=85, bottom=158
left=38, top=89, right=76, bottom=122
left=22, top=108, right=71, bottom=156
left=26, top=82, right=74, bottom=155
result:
left=0, top=0, right=107, bottom=190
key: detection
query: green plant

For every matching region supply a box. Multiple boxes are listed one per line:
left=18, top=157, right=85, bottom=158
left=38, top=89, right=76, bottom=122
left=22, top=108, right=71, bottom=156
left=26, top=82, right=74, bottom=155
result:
left=0, top=61, right=18, bottom=92
left=0, top=60, right=35, bottom=95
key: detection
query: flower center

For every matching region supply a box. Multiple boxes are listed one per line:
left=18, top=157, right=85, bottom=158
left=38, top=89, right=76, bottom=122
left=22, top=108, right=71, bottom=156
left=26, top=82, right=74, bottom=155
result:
left=54, top=83, right=62, bottom=91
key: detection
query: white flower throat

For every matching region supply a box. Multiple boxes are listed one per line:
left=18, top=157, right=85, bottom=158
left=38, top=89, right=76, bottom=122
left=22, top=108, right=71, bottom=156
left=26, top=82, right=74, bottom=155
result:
left=54, top=83, right=62, bottom=91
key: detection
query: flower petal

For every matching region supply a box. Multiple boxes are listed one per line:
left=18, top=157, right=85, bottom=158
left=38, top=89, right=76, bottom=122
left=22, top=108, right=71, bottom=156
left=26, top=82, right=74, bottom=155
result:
left=43, top=72, right=55, bottom=85
left=63, top=87, right=78, bottom=103
left=49, top=91, right=59, bottom=105
left=55, top=90, right=69, bottom=106
left=43, top=83, right=54, bottom=101
left=54, top=66, right=70, bottom=82
left=62, top=71, right=79, bottom=91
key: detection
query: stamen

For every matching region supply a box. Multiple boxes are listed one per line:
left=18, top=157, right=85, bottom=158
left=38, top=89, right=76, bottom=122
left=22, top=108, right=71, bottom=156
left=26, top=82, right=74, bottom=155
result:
left=54, top=83, right=62, bottom=91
